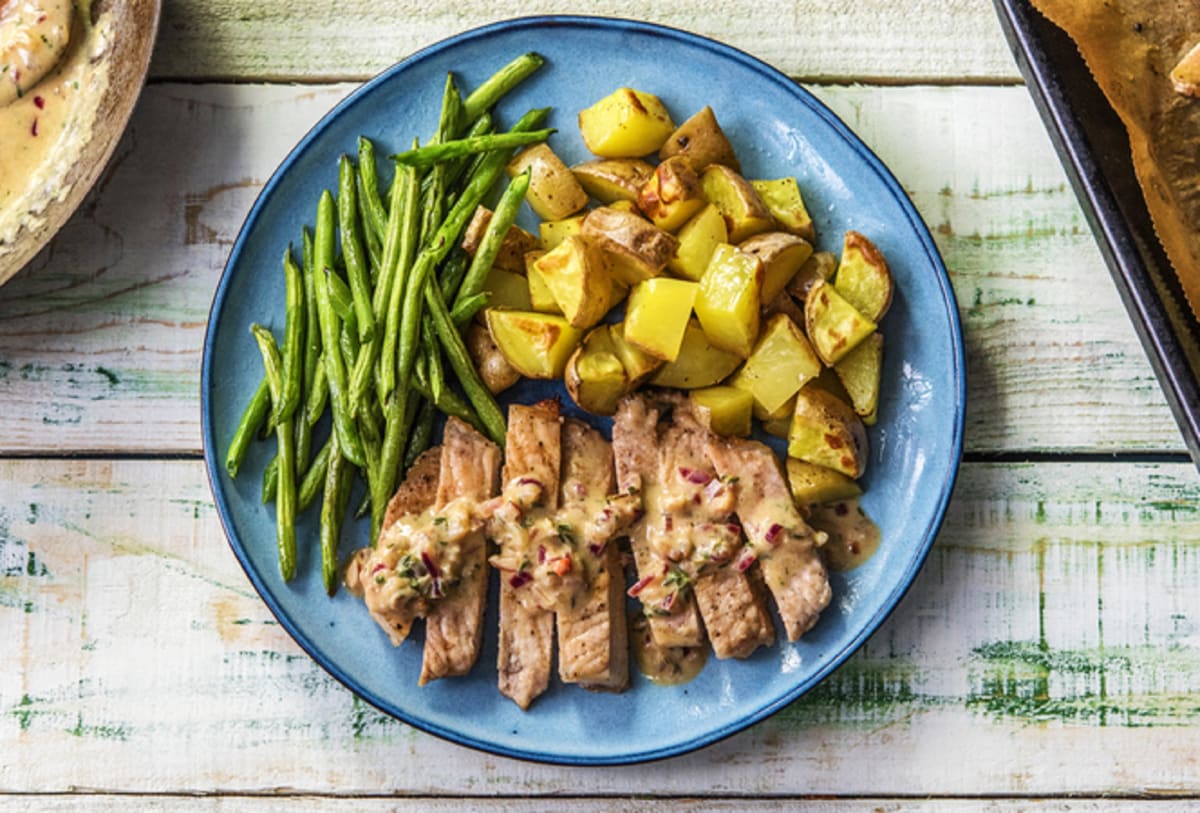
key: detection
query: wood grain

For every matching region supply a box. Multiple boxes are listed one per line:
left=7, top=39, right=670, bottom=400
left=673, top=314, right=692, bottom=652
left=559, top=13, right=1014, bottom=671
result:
left=0, top=84, right=1183, bottom=455
left=149, top=1, right=1019, bottom=84
left=2, top=458, right=1199, bottom=795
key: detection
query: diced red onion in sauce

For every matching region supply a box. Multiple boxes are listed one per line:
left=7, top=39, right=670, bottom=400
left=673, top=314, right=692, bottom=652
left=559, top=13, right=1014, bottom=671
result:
left=510, top=571, right=533, bottom=589
left=764, top=523, right=785, bottom=547
left=420, top=551, right=441, bottom=579
left=678, top=467, right=713, bottom=485
left=627, top=573, right=654, bottom=597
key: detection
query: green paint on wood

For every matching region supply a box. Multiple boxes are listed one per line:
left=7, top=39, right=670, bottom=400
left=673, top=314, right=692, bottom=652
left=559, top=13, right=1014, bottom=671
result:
left=95, top=366, right=119, bottom=386
left=69, top=712, right=129, bottom=741
left=350, top=695, right=399, bottom=741
left=11, top=694, right=34, bottom=731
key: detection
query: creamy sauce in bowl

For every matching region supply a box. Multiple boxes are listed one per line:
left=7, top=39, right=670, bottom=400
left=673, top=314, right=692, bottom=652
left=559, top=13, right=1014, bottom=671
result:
left=0, top=0, right=115, bottom=272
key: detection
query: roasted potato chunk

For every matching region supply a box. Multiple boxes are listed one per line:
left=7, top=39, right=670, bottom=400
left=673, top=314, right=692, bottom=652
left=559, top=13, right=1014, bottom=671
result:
left=467, top=322, right=521, bottom=394
left=787, top=386, right=869, bottom=479
left=507, top=143, right=589, bottom=221
left=481, top=266, right=534, bottom=313
left=580, top=206, right=679, bottom=285
left=739, top=231, right=813, bottom=303
left=637, top=155, right=706, bottom=233
left=607, top=322, right=663, bottom=386
left=658, top=105, right=740, bottom=172
left=623, top=277, right=698, bottom=361
left=700, top=164, right=774, bottom=242
left=486, top=310, right=582, bottom=379
left=572, top=158, right=655, bottom=203
left=833, top=230, right=894, bottom=322
left=786, top=250, right=837, bottom=302
left=537, top=215, right=585, bottom=251
left=648, top=319, right=742, bottom=389
left=694, top=242, right=763, bottom=358
left=532, top=235, right=614, bottom=329
left=786, top=459, right=863, bottom=506
left=564, top=326, right=630, bottom=416
left=752, top=177, right=816, bottom=242
left=461, top=206, right=539, bottom=272
left=668, top=203, right=727, bottom=281
left=728, top=313, right=822, bottom=414
left=804, top=279, right=877, bottom=366
left=523, top=250, right=560, bottom=314
left=690, top=385, right=753, bottom=437
left=578, top=87, right=676, bottom=158
left=834, top=331, right=883, bottom=425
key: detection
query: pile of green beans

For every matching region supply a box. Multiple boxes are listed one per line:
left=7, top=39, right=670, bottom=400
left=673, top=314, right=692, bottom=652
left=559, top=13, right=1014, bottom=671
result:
left=223, top=52, right=548, bottom=593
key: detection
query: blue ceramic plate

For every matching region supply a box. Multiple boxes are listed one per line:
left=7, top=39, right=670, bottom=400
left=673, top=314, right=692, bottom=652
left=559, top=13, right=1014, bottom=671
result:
left=202, top=16, right=965, bottom=765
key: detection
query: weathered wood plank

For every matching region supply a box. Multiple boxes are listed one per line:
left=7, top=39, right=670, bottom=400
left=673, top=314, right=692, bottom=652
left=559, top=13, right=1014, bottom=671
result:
left=0, top=83, right=1181, bottom=455
left=2, top=458, right=1199, bottom=795
left=151, top=1, right=1019, bottom=84
left=0, top=798, right=1193, bottom=811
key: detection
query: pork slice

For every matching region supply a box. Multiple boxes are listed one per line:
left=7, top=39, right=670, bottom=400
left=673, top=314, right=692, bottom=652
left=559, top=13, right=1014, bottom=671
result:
left=419, top=418, right=501, bottom=685
left=350, top=446, right=443, bottom=646
left=495, top=400, right=561, bottom=709
left=706, top=436, right=831, bottom=641
left=660, top=409, right=774, bottom=660
left=612, top=394, right=704, bottom=649
left=555, top=419, right=629, bottom=691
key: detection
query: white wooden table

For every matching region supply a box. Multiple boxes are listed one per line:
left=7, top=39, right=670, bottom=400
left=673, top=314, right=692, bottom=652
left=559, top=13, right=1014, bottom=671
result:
left=3, top=2, right=1200, bottom=808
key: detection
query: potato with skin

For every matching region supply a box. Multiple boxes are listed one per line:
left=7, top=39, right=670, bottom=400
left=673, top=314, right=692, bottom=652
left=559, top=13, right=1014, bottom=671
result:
left=637, top=156, right=706, bottom=233
left=572, top=158, right=655, bottom=203
left=787, top=386, right=869, bottom=479
left=648, top=319, right=743, bottom=389
left=752, top=178, right=816, bottom=242
left=507, top=143, right=589, bottom=221
left=537, top=216, right=585, bottom=251
left=668, top=203, right=727, bottom=281
left=462, top=206, right=540, bottom=272
left=486, top=310, right=582, bottom=379
left=805, top=279, right=877, bottom=366
left=564, top=326, right=630, bottom=416
left=728, top=313, right=822, bottom=414
left=580, top=206, right=679, bottom=286
left=739, top=231, right=813, bottom=303
left=606, top=322, right=663, bottom=386
left=834, top=332, right=884, bottom=425
left=694, top=242, right=763, bottom=358
left=659, top=106, right=741, bottom=172
left=623, top=277, right=699, bottom=361
left=786, top=250, right=837, bottom=302
left=532, top=235, right=614, bottom=329
left=467, top=322, right=521, bottom=394
left=833, top=230, right=894, bottom=322
left=578, top=88, right=676, bottom=158
left=700, top=165, right=775, bottom=242
left=786, top=459, right=864, bottom=506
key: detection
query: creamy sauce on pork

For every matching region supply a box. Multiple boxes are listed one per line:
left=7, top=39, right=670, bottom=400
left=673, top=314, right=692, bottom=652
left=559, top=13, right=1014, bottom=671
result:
left=630, top=612, right=707, bottom=685
left=808, top=498, right=881, bottom=571
left=0, top=0, right=112, bottom=253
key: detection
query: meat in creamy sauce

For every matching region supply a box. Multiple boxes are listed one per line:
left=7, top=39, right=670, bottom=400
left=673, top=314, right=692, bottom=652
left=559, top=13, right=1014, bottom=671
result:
left=0, top=0, right=112, bottom=253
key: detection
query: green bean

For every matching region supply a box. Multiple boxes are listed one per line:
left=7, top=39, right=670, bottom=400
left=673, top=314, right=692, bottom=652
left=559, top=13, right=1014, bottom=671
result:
left=251, top=324, right=297, bottom=582
left=452, top=168, right=531, bottom=314
left=274, top=250, right=304, bottom=424
left=391, top=129, right=554, bottom=167
left=380, top=158, right=422, bottom=401
left=357, top=136, right=388, bottom=248
left=462, top=52, right=545, bottom=122
left=449, top=292, right=489, bottom=327
left=306, top=355, right=328, bottom=427
left=403, top=397, right=437, bottom=470
left=421, top=313, right=446, bottom=401
left=298, top=435, right=333, bottom=511
left=338, top=156, right=376, bottom=344
left=261, top=455, right=278, bottom=504
left=438, top=248, right=471, bottom=303
left=225, top=378, right=270, bottom=479
left=301, top=227, right=321, bottom=390
left=314, top=190, right=366, bottom=467
left=424, top=284, right=506, bottom=446
left=325, top=268, right=354, bottom=323
left=442, top=113, right=493, bottom=194
left=410, top=375, right=484, bottom=433
left=320, top=431, right=352, bottom=596
left=340, top=320, right=359, bottom=375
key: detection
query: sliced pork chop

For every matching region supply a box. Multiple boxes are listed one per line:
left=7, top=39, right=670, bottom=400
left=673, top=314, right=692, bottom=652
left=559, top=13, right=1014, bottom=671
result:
left=612, top=394, right=704, bottom=649
left=493, top=400, right=562, bottom=709
left=706, top=436, right=832, bottom=640
left=658, top=403, right=774, bottom=660
left=555, top=419, right=630, bottom=691
left=418, top=418, right=501, bottom=685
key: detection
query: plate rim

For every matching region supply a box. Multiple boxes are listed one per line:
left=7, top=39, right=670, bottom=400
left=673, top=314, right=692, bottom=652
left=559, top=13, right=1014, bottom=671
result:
left=201, top=13, right=966, bottom=766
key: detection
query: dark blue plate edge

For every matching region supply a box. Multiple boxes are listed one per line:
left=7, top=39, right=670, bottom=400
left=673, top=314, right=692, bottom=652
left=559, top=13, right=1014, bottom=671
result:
left=200, top=14, right=966, bottom=766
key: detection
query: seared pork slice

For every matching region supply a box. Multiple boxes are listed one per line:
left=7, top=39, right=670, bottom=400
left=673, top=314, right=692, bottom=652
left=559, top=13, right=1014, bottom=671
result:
left=659, top=406, right=774, bottom=659
left=494, top=400, right=562, bottom=709
left=612, top=394, right=704, bottom=648
left=555, top=419, right=629, bottom=691
left=348, top=446, right=443, bottom=646
left=419, top=418, right=501, bottom=685
left=706, top=436, right=831, bottom=640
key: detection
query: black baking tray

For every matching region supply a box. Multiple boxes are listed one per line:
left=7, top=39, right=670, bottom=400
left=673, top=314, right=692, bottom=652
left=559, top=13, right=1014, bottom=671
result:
left=993, top=0, right=1200, bottom=469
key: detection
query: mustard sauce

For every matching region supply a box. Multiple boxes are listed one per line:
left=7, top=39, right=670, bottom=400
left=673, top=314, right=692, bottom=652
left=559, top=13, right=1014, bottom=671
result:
left=808, top=498, right=881, bottom=571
